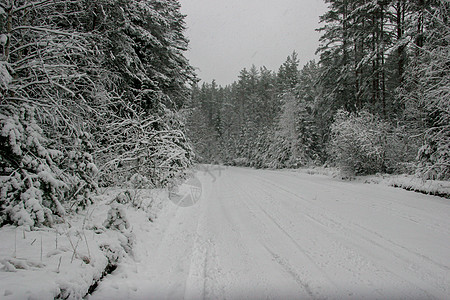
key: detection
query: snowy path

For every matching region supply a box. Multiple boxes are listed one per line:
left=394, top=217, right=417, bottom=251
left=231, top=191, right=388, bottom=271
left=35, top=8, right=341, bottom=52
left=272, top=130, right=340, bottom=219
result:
left=90, top=166, right=450, bottom=299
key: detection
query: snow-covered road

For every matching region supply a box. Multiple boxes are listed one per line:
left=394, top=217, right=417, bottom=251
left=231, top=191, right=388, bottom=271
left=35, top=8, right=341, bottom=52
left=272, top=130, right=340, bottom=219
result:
left=90, top=166, right=450, bottom=299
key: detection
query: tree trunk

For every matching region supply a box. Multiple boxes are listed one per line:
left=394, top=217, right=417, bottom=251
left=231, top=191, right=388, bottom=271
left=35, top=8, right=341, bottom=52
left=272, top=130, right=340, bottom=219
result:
left=396, top=0, right=406, bottom=83
left=380, top=2, right=386, bottom=118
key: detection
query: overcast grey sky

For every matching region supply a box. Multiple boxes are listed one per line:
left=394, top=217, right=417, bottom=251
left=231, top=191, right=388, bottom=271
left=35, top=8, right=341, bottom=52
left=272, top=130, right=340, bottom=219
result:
left=179, top=0, right=328, bottom=86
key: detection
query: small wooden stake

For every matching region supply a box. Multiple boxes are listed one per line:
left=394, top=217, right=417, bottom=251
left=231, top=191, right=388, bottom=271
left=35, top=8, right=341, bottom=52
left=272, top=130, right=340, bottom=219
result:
left=57, top=256, right=62, bottom=273
left=40, top=234, right=43, bottom=262
left=14, top=229, right=17, bottom=258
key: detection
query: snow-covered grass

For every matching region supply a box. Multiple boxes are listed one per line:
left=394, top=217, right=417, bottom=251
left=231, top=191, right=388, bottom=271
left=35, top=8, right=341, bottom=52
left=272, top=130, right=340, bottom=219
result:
left=0, top=188, right=168, bottom=299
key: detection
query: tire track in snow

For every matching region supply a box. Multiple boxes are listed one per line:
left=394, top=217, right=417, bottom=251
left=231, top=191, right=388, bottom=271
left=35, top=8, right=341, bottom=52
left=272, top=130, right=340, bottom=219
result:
left=137, top=198, right=205, bottom=299
left=229, top=174, right=343, bottom=298
left=258, top=175, right=450, bottom=290
left=246, top=170, right=450, bottom=270
left=252, top=170, right=450, bottom=236
left=262, top=244, right=320, bottom=300
left=183, top=176, right=226, bottom=300
left=233, top=168, right=450, bottom=299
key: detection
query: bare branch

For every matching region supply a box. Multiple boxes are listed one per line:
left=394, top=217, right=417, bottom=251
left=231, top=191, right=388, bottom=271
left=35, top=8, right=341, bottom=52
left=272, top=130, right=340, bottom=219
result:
left=12, top=26, right=78, bottom=37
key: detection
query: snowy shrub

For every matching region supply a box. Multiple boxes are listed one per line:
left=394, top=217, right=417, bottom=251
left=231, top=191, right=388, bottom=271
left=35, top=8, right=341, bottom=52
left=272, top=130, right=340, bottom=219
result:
left=110, top=190, right=139, bottom=207
left=103, top=202, right=135, bottom=255
left=95, top=106, right=193, bottom=188
left=112, top=192, right=130, bottom=205
left=1, top=0, right=102, bottom=227
left=129, top=173, right=148, bottom=188
left=417, top=132, right=450, bottom=180
left=0, top=107, right=67, bottom=227
left=121, top=173, right=151, bottom=209
left=328, top=110, right=412, bottom=177
left=99, top=243, right=124, bottom=268
left=231, top=157, right=250, bottom=167
left=103, top=203, right=130, bottom=232
left=0, top=107, right=99, bottom=227
left=60, top=131, right=98, bottom=211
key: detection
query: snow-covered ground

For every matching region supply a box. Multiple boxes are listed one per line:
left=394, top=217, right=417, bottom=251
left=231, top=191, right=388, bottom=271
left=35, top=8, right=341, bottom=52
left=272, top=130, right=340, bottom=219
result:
left=1, top=166, right=449, bottom=299
left=0, top=188, right=166, bottom=299
left=87, top=166, right=450, bottom=299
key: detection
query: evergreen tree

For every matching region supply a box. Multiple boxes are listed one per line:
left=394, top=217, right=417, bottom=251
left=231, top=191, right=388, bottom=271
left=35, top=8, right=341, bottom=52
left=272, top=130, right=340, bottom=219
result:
left=82, top=0, right=196, bottom=186
left=400, top=0, right=449, bottom=180
left=0, top=0, right=100, bottom=226
left=0, top=0, right=196, bottom=227
left=277, top=51, right=300, bottom=94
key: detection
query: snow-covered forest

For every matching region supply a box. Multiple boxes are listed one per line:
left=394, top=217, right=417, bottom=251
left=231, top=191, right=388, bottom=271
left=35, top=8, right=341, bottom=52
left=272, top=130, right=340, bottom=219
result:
left=186, top=0, right=449, bottom=181
left=1, top=0, right=196, bottom=227
left=0, top=0, right=449, bottom=299
left=1, top=1, right=196, bottom=296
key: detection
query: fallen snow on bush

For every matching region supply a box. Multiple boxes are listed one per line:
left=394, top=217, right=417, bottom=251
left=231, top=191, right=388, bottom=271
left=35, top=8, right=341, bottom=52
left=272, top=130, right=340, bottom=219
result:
left=0, top=188, right=167, bottom=299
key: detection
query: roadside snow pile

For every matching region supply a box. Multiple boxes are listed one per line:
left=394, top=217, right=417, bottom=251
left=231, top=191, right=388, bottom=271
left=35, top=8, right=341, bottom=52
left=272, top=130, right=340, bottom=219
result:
left=295, top=167, right=449, bottom=198
left=384, top=175, right=449, bottom=198
left=0, top=188, right=167, bottom=299
left=360, top=174, right=449, bottom=198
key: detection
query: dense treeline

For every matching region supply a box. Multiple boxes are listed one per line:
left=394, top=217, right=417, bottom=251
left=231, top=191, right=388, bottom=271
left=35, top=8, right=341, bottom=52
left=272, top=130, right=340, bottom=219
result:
left=0, top=0, right=195, bottom=227
left=1, top=0, right=448, bottom=228
left=186, top=0, right=449, bottom=180
left=186, top=58, right=326, bottom=168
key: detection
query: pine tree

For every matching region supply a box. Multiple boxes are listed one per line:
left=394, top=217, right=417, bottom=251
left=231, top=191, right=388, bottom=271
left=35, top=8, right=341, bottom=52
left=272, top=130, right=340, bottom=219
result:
left=277, top=51, right=300, bottom=94
left=83, top=0, right=196, bottom=186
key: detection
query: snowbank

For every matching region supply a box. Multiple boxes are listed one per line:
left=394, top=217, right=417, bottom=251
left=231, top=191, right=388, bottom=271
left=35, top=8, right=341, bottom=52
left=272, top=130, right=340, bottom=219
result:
left=367, top=174, right=450, bottom=198
left=294, top=167, right=449, bottom=198
left=0, top=188, right=167, bottom=299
